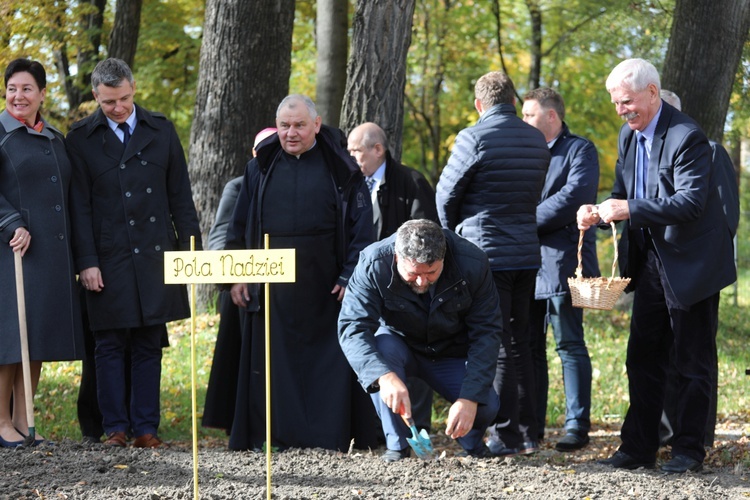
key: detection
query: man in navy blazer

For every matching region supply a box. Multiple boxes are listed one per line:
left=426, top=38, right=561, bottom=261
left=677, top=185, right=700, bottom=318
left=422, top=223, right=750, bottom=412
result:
left=578, top=58, right=736, bottom=473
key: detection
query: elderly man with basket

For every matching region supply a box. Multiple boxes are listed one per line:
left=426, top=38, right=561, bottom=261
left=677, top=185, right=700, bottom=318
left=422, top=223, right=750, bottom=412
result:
left=577, top=58, right=735, bottom=474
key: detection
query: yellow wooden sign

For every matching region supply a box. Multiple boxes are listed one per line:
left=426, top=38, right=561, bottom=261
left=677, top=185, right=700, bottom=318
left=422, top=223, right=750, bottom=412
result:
left=164, top=249, right=296, bottom=284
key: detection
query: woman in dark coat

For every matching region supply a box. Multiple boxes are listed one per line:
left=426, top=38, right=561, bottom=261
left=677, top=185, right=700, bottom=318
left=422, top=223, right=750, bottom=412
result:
left=0, top=59, right=84, bottom=448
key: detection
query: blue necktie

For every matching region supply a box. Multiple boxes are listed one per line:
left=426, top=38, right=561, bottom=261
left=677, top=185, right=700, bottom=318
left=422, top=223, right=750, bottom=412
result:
left=635, top=134, right=648, bottom=199
left=118, top=122, right=131, bottom=147
left=366, top=177, right=376, bottom=193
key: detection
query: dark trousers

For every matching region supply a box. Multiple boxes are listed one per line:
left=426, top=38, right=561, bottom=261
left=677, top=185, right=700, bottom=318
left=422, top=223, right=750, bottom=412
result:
left=620, top=247, right=718, bottom=463
left=371, top=331, right=499, bottom=453
left=77, top=286, right=132, bottom=440
left=95, top=325, right=165, bottom=438
left=530, top=295, right=592, bottom=438
left=491, top=269, right=538, bottom=446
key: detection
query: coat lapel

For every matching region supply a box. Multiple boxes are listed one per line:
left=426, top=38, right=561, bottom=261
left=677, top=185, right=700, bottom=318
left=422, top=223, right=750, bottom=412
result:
left=648, top=104, right=671, bottom=198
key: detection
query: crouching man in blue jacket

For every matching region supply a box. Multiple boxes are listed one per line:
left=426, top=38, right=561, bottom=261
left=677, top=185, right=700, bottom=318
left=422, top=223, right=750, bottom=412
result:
left=338, top=219, right=502, bottom=462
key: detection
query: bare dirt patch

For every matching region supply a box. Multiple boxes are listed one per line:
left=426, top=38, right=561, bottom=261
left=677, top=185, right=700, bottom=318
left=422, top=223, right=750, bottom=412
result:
left=1, top=428, right=748, bottom=499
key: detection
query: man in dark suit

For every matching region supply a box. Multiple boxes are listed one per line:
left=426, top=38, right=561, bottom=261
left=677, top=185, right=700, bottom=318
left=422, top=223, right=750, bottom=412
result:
left=578, top=58, right=736, bottom=473
left=347, top=122, right=439, bottom=435
left=68, top=58, right=202, bottom=449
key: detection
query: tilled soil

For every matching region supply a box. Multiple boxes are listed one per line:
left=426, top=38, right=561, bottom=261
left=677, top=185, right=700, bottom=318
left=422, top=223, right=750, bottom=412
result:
left=1, top=431, right=748, bottom=499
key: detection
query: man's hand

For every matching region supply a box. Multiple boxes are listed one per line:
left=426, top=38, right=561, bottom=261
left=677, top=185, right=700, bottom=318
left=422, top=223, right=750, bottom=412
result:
left=576, top=204, right=601, bottom=230
left=80, top=267, right=104, bottom=292
left=597, top=199, right=630, bottom=223
left=230, top=283, right=251, bottom=307
left=331, top=284, right=346, bottom=302
left=445, top=398, right=478, bottom=440
left=377, top=372, right=411, bottom=417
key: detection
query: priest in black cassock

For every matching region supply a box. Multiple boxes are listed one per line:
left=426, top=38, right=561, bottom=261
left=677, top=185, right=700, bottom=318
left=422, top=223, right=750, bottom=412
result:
left=225, top=94, right=378, bottom=451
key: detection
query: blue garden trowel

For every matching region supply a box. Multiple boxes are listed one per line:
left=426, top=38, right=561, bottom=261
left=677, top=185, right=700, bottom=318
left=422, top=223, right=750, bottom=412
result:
left=399, top=410, right=434, bottom=460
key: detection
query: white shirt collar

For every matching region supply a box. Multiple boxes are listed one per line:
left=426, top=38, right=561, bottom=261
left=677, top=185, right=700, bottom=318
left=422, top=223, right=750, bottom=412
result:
left=107, top=109, right=137, bottom=138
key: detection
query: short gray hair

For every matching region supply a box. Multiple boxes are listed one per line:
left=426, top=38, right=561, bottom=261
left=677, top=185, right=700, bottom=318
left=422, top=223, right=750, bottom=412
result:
left=91, top=58, right=134, bottom=93
left=395, top=220, right=446, bottom=264
left=660, top=89, right=682, bottom=111
left=276, top=94, right=318, bottom=120
left=606, top=58, right=660, bottom=93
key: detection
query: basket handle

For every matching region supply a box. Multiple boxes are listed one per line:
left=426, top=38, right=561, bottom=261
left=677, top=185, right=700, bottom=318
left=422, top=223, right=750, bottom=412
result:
left=575, top=221, right=621, bottom=282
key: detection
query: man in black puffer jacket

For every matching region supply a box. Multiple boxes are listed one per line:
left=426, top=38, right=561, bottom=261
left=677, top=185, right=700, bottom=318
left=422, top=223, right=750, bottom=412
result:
left=436, top=71, right=550, bottom=456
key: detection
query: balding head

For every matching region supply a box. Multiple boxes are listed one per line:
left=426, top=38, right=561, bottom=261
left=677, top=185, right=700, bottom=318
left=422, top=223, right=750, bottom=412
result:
left=347, top=122, right=388, bottom=177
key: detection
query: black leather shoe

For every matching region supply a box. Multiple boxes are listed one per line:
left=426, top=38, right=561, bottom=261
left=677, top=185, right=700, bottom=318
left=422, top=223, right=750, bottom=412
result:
left=518, top=441, right=539, bottom=455
left=661, top=454, right=703, bottom=474
left=486, top=435, right=519, bottom=456
left=555, top=432, right=590, bottom=452
left=458, top=445, right=492, bottom=458
left=381, top=448, right=410, bottom=462
left=598, top=450, right=655, bottom=470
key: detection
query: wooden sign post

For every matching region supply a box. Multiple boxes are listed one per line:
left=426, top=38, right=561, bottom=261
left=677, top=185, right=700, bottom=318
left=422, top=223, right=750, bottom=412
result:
left=165, top=236, right=295, bottom=500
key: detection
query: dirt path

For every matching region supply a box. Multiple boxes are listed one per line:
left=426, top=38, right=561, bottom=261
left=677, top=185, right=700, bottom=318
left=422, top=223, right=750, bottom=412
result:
left=2, top=430, right=748, bottom=499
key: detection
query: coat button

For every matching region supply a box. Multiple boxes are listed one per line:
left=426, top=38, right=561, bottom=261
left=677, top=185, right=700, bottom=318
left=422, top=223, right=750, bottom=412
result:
left=438, top=298, right=444, bottom=302
left=58, top=233, right=64, bottom=240
left=146, top=188, right=152, bottom=194
left=399, top=304, right=405, bottom=310
left=134, top=248, right=140, bottom=254
left=149, top=216, right=156, bottom=222
left=55, top=205, right=62, bottom=211
left=43, top=149, right=50, bottom=155
left=155, top=245, right=161, bottom=251
left=125, top=191, right=132, bottom=197
left=120, top=164, right=126, bottom=169
left=141, top=160, right=148, bottom=166
left=50, top=175, right=58, bottom=182
left=129, top=219, right=135, bottom=226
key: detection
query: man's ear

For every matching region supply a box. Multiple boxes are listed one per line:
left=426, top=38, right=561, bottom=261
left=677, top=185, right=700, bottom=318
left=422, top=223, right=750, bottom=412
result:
left=474, top=98, right=483, bottom=115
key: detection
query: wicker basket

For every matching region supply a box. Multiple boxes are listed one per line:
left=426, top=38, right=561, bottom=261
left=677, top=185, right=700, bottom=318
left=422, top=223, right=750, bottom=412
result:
left=568, top=222, right=630, bottom=310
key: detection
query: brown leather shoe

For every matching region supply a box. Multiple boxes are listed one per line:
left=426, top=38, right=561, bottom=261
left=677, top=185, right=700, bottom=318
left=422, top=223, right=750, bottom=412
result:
left=104, top=431, right=127, bottom=447
left=133, top=433, right=166, bottom=449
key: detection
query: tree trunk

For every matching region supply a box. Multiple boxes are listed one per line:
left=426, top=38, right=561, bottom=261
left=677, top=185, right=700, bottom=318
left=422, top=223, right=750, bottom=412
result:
left=53, top=0, right=106, bottom=120
left=315, top=0, right=348, bottom=128
left=109, top=0, right=143, bottom=68
left=188, top=0, right=294, bottom=309
left=525, top=0, right=542, bottom=91
left=340, top=0, right=417, bottom=160
left=662, top=0, right=750, bottom=142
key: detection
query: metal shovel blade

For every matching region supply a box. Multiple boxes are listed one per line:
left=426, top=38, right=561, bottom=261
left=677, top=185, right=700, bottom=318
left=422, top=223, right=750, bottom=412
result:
left=400, top=414, right=434, bottom=460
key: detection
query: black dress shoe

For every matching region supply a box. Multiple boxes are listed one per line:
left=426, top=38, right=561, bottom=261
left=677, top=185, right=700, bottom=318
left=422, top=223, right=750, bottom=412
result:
left=457, top=445, right=492, bottom=458
left=598, top=450, right=655, bottom=470
left=661, top=454, right=703, bottom=474
left=381, top=448, right=410, bottom=462
left=555, top=432, right=590, bottom=452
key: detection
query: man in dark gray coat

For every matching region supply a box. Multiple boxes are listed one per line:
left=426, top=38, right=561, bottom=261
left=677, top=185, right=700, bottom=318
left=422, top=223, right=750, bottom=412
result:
left=436, top=71, right=550, bottom=455
left=339, top=219, right=501, bottom=462
left=68, top=58, right=201, bottom=449
left=521, top=87, right=600, bottom=451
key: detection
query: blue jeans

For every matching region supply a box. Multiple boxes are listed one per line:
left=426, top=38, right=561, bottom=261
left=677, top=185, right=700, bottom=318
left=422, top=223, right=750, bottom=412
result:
left=371, top=330, right=499, bottom=453
left=530, top=295, right=591, bottom=436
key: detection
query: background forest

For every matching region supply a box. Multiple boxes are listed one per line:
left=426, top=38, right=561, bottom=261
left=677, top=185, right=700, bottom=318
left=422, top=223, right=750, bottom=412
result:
left=2, top=0, right=750, bottom=296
